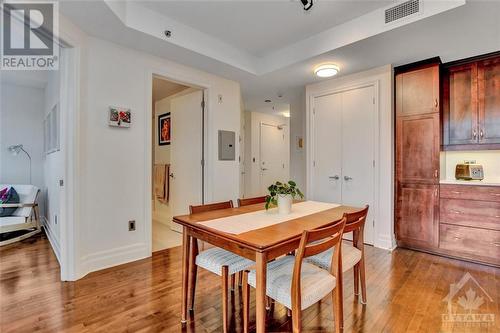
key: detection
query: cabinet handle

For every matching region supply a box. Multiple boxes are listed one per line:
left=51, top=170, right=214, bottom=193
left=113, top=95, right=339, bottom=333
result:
left=496, top=216, right=500, bottom=219
left=451, top=191, right=461, bottom=194
left=435, top=188, right=438, bottom=197
left=491, top=193, right=500, bottom=197
left=329, top=175, right=340, bottom=180
left=480, top=129, right=484, bottom=139
left=434, top=170, right=438, bottom=178
left=492, top=242, right=500, bottom=247
left=453, top=236, right=462, bottom=241
left=434, top=99, right=438, bottom=108
left=473, top=129, right=477, bottom=139
left=451, top=210, right=461, bottom=214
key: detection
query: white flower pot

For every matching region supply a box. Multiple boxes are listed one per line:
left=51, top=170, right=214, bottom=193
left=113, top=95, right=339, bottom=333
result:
left=277, top=194, right=293, bottom=215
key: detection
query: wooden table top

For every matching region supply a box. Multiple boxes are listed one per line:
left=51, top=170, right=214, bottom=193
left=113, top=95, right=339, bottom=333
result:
left=173, top=203, right=360, bottom=251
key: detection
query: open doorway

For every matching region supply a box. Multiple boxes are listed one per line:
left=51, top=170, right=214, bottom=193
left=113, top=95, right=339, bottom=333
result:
left=0, top=43, right=77, bottom=280
left=151, top=76, right=205, bottom=252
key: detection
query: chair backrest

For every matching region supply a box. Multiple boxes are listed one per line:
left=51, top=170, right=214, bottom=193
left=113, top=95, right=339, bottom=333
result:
left=343, top=205, right=369, bottom=248
left=237, top=196, right=267, bottom=207
left=0, top=184, right=39, bottom=218
left=291, top=217, right=347, bottom=311
left=189, top=200, right=233, bottom=214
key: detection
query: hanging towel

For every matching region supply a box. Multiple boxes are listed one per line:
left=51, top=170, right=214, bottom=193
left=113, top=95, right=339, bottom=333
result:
left=154, top=164, right=170, bottom=204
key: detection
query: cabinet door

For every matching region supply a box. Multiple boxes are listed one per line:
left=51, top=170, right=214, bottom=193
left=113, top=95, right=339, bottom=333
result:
left=396, top=113, right=440, bottom=184
left=443, top=63, right=478, bottom=145
left=396, top=65, right=440, bottom=116
left=478, top=57, right=500, bottom=144
left=396, top=183, right=439, bottom=249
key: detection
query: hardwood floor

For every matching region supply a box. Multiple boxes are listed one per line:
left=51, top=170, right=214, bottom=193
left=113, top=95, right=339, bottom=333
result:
left=1, top=233, right=499, bottom=333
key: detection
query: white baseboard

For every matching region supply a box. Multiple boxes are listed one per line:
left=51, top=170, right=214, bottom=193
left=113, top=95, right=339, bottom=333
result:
left=375, top=233, right=397, bottom=251
left=78, top=243, right=149, bottom=278
left=42, top=217, right=61, bottom=263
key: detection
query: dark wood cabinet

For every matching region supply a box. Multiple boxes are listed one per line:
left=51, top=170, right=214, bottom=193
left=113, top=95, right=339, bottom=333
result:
left=478, top=57, right=500, bottom=144
left=443, top=53, right=500, bottom=150
left=439, top=184, right=500, bottom=266
left=395, top=59, right=441, bottom=252
left=442, top=63, right=478, bottom=145
left=396, top=113, right=440, bottom=184
left=396, top=64, right=440, bottom=116
left=396, top=183, right=439, bottom=249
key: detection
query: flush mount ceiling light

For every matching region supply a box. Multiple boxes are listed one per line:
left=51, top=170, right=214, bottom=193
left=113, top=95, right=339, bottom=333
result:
left=301, top=0, right=313, bottom=11
left=314, top=64, right=339, bottom=78
left=265, top=99, right=272, bottom=103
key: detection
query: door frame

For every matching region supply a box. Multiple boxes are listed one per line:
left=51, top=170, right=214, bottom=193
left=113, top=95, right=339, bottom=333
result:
left=307, top=80, right=380, bottom=245
left=144, top=69, right=210, bottom=255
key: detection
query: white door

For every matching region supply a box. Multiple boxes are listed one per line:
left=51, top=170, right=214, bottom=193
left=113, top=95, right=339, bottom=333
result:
left=260, top=123, right=287, bottom=194
left=170, top=90, right=203, bottom=232
left=310, top=86, right=375, bottom=245
left=341, top=86, right=375, bottom=245
left=312, top=93, right=342, bottom=203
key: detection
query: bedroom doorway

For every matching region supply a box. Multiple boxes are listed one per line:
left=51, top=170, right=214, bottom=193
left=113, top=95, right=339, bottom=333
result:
left=151, top=76, right=205, bottom=252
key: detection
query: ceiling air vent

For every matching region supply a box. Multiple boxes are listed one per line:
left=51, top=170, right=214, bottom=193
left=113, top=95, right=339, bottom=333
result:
left=385, top=0, right=420, bottom=24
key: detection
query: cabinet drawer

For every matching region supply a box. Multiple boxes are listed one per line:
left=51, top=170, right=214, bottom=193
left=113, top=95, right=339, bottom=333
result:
left=440, top=198, right=500, bottom=230
left=440, top=184, right=500, bottom=202
left=439, top=224, right=500, bottom=264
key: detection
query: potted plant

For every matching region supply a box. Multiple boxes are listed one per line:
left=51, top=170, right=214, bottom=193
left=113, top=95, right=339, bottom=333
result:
left=265, top=181, right=304, bottom=214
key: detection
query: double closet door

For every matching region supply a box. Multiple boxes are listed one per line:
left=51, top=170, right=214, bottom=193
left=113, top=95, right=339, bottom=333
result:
left=311, top=85, right=375, bottom=244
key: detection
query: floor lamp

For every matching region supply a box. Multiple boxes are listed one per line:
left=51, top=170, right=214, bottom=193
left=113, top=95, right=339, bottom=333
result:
left=8, top=144, right=32, bottom=184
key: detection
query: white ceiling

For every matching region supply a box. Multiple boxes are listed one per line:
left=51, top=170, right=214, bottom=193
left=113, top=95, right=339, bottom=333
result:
left=139, top=0, right=394, bottom=56
left=60, top=0, right=500, bottom=115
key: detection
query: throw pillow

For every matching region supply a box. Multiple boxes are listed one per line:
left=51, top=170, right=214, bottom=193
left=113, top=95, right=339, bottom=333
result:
left=0, top=187, right=20, bottom=217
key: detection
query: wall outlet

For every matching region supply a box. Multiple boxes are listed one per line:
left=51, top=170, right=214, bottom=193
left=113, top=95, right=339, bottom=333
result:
left=128, top=220, right=136, bottom=231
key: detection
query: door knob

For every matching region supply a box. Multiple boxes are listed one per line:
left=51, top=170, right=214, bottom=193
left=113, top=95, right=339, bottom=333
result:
left=329, top=175, right=340, bottom=180
left=344, top=176, right=353, bottom=181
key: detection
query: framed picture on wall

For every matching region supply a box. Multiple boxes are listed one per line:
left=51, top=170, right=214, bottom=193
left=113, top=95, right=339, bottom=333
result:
left=109, top=106, right=131, bottom=128
left=158, top=112, right=171, bottom=146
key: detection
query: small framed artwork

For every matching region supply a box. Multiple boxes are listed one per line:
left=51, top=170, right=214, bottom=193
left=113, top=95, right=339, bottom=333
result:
left=158, top=112, right=171, bottom=146
left=109, top=106, right=131, bottom=128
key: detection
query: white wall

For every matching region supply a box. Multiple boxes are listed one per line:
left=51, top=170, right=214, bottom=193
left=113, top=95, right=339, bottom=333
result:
left=0, top=83, right=45, bottom=215
left=76, top=37, right=242, bottom=277
left=244, top=111, right=290, bottom=198
left=289, top=90, right=306, bottom=193
left=306, top=65, right=395, bottom=250
left=43, top=69, right=63, bottom=259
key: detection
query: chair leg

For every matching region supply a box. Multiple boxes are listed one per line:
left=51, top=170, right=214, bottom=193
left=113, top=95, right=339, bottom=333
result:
left=242, top=270, right=250, bottom=333
left=359, top=256, right=367, bottom=304
left=266, top=296, right=271, bottom=310
left=238, top=271, right=243, bottom=287
left=231, top=274, right=236, bottom=292
left=222, top=266, right=229, bottom=333
left=353, top=264, right=359, bottom=296
left=188, top=238, right=199, bottom=311
left=334, top=270, right=344, bottom=331
left=291, top=306, right=301, bottom=333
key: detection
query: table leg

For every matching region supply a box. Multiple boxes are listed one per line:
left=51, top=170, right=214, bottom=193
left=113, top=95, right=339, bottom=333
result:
left=181, top=227, right=191, bottom=324
left=255, top=252, right=267, bottom=333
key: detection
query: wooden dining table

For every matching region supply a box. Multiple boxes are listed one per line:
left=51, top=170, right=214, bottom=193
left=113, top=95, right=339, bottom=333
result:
left=173, top=202, right=360, bottom=333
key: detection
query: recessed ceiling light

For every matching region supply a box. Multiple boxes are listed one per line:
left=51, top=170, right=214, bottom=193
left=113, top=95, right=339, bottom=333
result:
left=314, top=64, right=339, bottom=78
left=265, top=99, right=272, bottom=103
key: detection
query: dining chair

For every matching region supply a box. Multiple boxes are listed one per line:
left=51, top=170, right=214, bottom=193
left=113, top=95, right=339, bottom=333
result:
left=305, top=205, right=369, bottom=304
left=242, top=217, right=347, bottom=333
left=188, top=200, right=254, bottom=333
left=237, top=195, right=267, bottom=207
